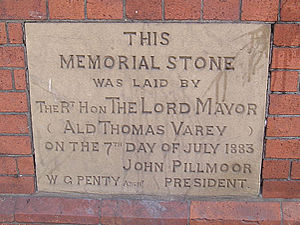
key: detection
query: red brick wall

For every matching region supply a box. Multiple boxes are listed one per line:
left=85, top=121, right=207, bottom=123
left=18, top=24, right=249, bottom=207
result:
left=0, top=0, right=299, bottom=224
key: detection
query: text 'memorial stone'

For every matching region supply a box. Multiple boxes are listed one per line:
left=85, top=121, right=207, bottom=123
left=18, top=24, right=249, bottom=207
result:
left=26, top=23, right=270, bottom=196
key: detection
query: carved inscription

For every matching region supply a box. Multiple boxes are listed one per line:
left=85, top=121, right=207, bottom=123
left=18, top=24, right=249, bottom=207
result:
left=25, top=23, right=270, bottom=196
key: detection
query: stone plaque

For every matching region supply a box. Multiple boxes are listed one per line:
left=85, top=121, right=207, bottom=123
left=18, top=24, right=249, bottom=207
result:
left=26, top=23, right=270, bottom=196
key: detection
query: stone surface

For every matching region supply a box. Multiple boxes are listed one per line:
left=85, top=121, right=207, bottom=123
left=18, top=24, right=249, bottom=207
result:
left=26, top=23, right=270, bottom=196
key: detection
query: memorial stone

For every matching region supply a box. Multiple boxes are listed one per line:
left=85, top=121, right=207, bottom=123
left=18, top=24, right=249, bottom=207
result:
left=26, top=23, right=270, bottom=196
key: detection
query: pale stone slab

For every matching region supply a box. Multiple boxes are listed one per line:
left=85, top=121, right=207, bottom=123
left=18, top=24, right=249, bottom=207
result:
left=26, top=23, right=270, bottom=196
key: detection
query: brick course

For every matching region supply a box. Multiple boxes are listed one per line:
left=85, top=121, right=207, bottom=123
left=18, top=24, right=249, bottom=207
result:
left=0, top=23, right=7, bottom=44
left=0, top=92, right=28, bottom=112
left=14, top=70, right=27, bottom=90
left=0, top=70, right=12, bottom=90
left=267, top=117, right=300, bottom=137
left=0, top=0, right=46, bottom=20
left=269, top=94, right=300, bottom=114
left=241, top=0, right=279, bottom=21
left=87, top=0, right=123, bottom=20
left=203, top=0, right=239, bottom=20
left=0, top=177, right=34, bottom=194
left=263, top=160, right=290, bottom=179
left=101, top=200, right=188, bottom=225
left=270, top=71, right=299, bottom=92
left=126, top=0, right=162, bottom=20
left=0, top=136, right=31, bottom=155
left=265, top=139, right=300, bottom=159
left=49, top=0, right=85, bottom=20
left=272, top=48, right=300, bottom=69
left=280, top=0, right=300, bottom=21
left=274, top=24, right=300, bottom=47
left=15, top=197, right=100, bottom=224
left=191, top=201, right=281, bottom=224
left=0, top=47, right=25, bottom=67
left=7, top=23, right=23, bottom=44
left=17, top=157, right=35, bottom=175
left=165, top=0, right=201, bottom=20
left=263, top=181, right=300, bottom=198
left=0, top=115, right=29, bottom=134
left=291, top=161, right=300, bottom=179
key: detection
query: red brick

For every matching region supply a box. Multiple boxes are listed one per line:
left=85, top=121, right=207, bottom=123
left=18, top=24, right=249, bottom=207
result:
left=15, top=197, right=99, bottom=224
left=274, top=24, right=300, bottom=47
left=165, top=0, right=201, bottom=20
left=101, top=200, right=188, bottom=225
left=0, top=115, right=28, bottom=134
left=0, top=23, right=7, bottom=44
left=14, top=70, right=27, bottom=90
left=282, top=202, right=300, bottom=225
left=16, top=224, right=44, bottom=225
left=0, top=157, right=17, bottom=175
left=0, top=136, right=31, bottom=155
left=269, top=94, right=300, bottom=115
left=291, top=161, right=300, bottom=179
left=266, top=139, right=300, bottom=159
left=241, top=0, right=279, bottom=21
left=0, top=0, right=46, bottom=20
left=0, top=46, right=24, bottom=67
left=8, top=23, right=23, bottom=44
left=0, top=92, right=28, bottom=112
left=203, top=0, right=239, bottom=20
left=191, top=201, right=281, bottom=225
left=281, top=0, right=300, bottom=21
left=270, top=71, right=299, bottom=92
left=126, top=0, right=162, bottom=20
left=267, top=117, right=300, bottom=137
left=49, top=0, right=85, bottom=20
left=0, top=176, right=34, bottom=194
left=263, top=180, right=300, bottom=198
left=0, top=70, right=12, bottom=90
left=87, top=0, right=123, bottom=19
left=263, top=160, right=290, bottom=179
left=17, top=157, right=34, bottom=175
left=0, top=197, right=15, bottom=222
left=272, top=48, right=300, bottom=69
